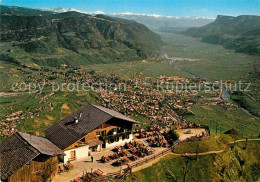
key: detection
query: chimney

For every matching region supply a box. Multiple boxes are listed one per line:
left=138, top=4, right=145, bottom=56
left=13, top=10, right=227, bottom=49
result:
left=79, top=112, right=82, bottom=118
left=74, top=117, right=79, bottom=124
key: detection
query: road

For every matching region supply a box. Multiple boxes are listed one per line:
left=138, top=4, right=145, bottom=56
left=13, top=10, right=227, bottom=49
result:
left=172, top=138, right=260, bottom=156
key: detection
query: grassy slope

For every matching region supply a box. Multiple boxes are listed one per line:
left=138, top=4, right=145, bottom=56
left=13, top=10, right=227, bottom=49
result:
left=173, top=132, right=233, bottom=153
left=0, top=90, right=99, bottom=138
left=0, top=10, right=162, bottom=67
left=182, top=15, right=260, bottom=56
left=185, top=105, right=260, bottom=137
left=126, top=141, right=260, bottom=182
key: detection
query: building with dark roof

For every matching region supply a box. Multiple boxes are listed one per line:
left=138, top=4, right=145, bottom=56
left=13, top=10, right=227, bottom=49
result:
left=0, top=132, right=63, bottom=182
left=45, top=104, right=138, bottom=163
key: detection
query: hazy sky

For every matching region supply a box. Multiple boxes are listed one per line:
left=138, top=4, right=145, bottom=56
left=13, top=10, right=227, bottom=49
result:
left=1, top=0, right=260, bottom=18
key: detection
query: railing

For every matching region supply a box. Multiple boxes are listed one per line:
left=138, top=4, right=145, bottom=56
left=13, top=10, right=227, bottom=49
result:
left=99, top=131, right=132, bottom=140
left=117, top=169, right=131, bottom=182
left=68, top=157, right=76, bottom=161
left=90, top=171, right=119, bottom=181
left=130, top=139, right=183, bottom=168
left=129, top=148, right=171, bottom=168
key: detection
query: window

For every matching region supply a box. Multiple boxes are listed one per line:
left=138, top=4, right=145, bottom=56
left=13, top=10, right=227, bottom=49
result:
left=102, top=130, right=106, bottom=136
left=70, top=151, right=76, bottom=160
left=113, top=128, right=118, bottom=134
left=122, top=135, right=125, bottom=140
left=126, top=134, right=129, bottom=139
left=96, top=131, right=100, bottom=136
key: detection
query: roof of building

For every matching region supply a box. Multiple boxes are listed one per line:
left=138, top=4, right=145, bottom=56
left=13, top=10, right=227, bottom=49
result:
left=45, top=104, right=138, bottom=150
left=88, top=139, right=103, bottom=148
left=0, top=132, right=63, bottom=180
left=18, top=132, right=64, bottom=156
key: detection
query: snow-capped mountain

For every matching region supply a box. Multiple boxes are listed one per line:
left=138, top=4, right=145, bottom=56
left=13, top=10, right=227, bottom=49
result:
left=111, top=13, right=215, bottom=30
left=49, top=7, right=104, bottom=15
left=49, top=8, right=215, bottom=30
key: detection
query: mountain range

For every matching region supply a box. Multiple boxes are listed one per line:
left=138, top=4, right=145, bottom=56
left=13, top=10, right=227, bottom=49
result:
left=50, top=8, right=215, bottom=32
left=111, top=14, right=214, bottom=32
left=0, top=5, right=162, bottom=67
left=1, top=5, right=259, bottom=68
left=183, top=15, right=260, bottom=56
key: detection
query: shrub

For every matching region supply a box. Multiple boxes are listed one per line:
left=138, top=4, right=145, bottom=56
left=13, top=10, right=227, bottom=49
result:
left=169, top=130, right=179, bottom=140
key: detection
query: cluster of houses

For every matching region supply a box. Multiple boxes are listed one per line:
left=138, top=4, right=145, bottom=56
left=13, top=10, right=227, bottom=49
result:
left=97, top=75, right=196, bottom=128
left=0, top=71, right=198, bottom=139
left=0, top=104, right=138, bottom=182
left=162, top=54, right=198, bottom=62
left=0, top=64, right=222, bottom=139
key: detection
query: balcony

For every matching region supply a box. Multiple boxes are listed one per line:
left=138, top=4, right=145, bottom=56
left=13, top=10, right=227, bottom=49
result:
left=99, top=131, right=132, bottom=140
left=68, top=157, right=76, bottom=161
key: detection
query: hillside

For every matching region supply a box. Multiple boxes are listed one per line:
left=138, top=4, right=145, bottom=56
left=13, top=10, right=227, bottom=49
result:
left=183, top=15, right=260, bottom=55
left=0, top=5, right=162, bottom=67
left=126, top=141, right=260, bottom=182
left=0, top=5, right=55, bottom=16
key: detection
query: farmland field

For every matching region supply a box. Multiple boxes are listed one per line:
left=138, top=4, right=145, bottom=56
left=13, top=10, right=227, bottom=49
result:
left=159, top=32, right=257, bottom=82
left=89, top=33, right=260, bottom=118
left=0, top=90, right=99, bottom=139
left=88, top=60, right=193, bottom=79
left=90, top=32, right=258, bottom=82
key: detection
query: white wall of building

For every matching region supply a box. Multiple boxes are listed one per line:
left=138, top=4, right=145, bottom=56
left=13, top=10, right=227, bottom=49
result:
left=64, top=145, right=89, bottom=163
left=63, top=133, right=133, bottom=163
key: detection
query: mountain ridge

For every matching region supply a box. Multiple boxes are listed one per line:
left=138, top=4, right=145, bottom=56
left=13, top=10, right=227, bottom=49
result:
left=111, top=14, right=215, bottom=32
left=0, top=5, right=162, bottom=67
left=0, top=5, right=215, bottom=31
left=183, top=15, right=260, bottom=55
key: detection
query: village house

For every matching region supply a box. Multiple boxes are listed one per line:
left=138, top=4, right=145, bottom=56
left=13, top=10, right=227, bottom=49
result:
left=0, top=132, right=63, bottom=182
left=45, top=104, right=138, bottom=163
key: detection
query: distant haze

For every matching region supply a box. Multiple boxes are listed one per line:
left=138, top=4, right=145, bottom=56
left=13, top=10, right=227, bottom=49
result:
left=50, top=8, right=215, bottom=31
left=111, top=14, right=215, bottom=31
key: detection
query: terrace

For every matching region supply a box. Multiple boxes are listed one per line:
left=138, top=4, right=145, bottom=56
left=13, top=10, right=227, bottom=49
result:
left=52, top=139, right=165, bottom=182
